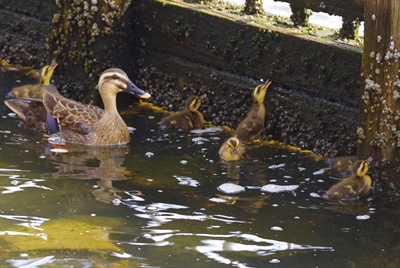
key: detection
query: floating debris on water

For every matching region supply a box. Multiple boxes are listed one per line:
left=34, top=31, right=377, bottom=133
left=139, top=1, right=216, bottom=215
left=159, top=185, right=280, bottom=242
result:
left=127, top=126, right=136, bottom=133
left=217, top=183, right=246, bottom=194
left=145, top=152, right=154, bottom=157
left=111, top=252, right=133, bottom=258
left=313, top=169, right=326, bottom=175
left=7, top=113, right=17, bottom=118
left=268, top=163, right=285, bottom=169
left=50, top=148, right=69, bottom=154
left=174, top=175, right=200, bottom=187
left=309, top=192, right=321, bottom=198
left=112, top=199, right=122, bottom=206
left=356, top=215, right=370, bottom=220
left=180, top=160, right=188, bottom=165
left=190, top=127, right=223, bottom=134
left=271, top=226, right=283, bottom=231
left=260, top=184, right=299, bottom=193
left=209, top=197, right=228, bottom=203
left=192, top=137, right=209, bottom=145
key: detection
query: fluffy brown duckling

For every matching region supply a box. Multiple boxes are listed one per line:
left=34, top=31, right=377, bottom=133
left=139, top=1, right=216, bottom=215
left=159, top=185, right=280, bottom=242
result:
left=159, top=94, right=206, bottom=131
left=5, top=68, right=151, bottom=145
left=233, top=80, right=272, bottom=143
left=327, top=156, right=358, bottom=174
left=219, top=137, right=245, bottom=161
left=8, top=61, right=58, bottom=99
left=323, top=157, right=373, bottom=200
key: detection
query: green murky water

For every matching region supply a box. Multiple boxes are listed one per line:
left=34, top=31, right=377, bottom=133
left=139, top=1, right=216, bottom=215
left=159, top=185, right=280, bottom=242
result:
left=0, top=71, right=399, bottom=267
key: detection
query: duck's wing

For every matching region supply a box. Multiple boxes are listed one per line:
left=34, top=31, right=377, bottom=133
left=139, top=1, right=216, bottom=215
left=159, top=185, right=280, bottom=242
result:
left=4, top=98, right=48, bottom=133
left=43, top=85, right=104, bottom=135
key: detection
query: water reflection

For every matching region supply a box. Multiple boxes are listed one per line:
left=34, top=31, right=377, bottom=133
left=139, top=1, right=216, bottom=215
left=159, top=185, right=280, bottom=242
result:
left=196, top=234, right=333, bottom=266
left=47, top=144, right=131, bottom=203
left=0, top=214, right=48, bottom=230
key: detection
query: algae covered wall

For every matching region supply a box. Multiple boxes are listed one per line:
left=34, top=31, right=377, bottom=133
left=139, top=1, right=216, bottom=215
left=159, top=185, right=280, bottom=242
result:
left=0, top=0, right=363, bottom=157
left=0, top=0, right=56, bottom=69
left=132, top=0, right=363, bottom=156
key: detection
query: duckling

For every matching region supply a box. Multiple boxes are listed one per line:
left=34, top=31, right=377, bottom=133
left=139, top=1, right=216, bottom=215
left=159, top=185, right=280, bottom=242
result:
left=323, top=157, right=373, bottom=200
left=219, top=137, right=245, bottom=161
left=233, top=80, right=272, bottom=143
left=5, top=68, right=151, bottom=145
left=327, top=156, right=358, bottom=174
left=8, top=61, right=58, bottom=99
left=159, top=94, right=206, bottom=131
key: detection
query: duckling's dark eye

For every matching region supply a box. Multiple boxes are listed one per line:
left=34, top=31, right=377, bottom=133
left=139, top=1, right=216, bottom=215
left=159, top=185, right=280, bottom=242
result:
left=112, top=74, right=118, bottom=79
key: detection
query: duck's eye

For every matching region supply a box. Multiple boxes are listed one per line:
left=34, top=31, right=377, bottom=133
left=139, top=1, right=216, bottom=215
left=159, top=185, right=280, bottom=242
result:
left=112, top=74, right=118, bottom=79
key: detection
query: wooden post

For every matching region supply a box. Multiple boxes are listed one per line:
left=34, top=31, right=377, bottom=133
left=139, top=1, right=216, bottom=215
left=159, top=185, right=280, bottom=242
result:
left=244, top=0, right=264, bottom=15
left=358, top=0, right=400, bottom=164
left=289, top=2, right=312, bottom=27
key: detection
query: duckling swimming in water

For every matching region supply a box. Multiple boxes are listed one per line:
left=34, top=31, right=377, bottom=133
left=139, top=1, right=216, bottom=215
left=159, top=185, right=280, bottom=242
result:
left=8, top=61, right=58, bottom=99
left=159, top=94, right=206, bottom=131
left=219, top=137, right=245, bottom=161
left=323, top=157, right=373, bottom=200
left=327, top=156, right=358, bottom=174
left=233, top=80, right=272, bottom=143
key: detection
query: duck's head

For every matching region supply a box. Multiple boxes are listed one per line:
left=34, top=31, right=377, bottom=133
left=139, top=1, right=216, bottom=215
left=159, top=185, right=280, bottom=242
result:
left=351, top=157, right=372, bottom=177
left=98, top=68, right=151, bottom=99
left=253, top=79, right=272, bottom=103
left=227, top=137, right=240, bottom=153
left=185, top=94, right=206, bottom=112
left=40, top=61, right=58, bottom=86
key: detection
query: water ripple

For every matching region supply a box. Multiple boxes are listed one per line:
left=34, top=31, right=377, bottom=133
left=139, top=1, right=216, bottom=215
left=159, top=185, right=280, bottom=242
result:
left=0, top=179, right=52, bottom=194
left=0, top=215, right=49, bottom=230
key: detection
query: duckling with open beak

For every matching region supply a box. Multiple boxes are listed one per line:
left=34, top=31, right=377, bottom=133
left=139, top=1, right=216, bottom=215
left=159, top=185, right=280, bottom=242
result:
left=233, top=80, right=272, bottom=143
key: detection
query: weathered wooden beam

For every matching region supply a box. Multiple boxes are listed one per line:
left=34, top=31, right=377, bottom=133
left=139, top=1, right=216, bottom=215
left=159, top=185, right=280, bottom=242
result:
left=358, top=0, right=400, bottom=162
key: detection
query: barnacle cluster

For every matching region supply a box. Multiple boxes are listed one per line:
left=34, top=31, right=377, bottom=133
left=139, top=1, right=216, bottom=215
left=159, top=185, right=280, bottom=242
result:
left=361, top=30, right=400, bottom=154
left=46, top=0, right=131, bottom=77
left=134, top=54, right=357, bottom=157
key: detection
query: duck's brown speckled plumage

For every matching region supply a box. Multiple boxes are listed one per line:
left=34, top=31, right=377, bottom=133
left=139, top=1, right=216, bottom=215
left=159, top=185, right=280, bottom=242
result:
left=5, top=68, right=151, bottom=145
left=233, top=80, right=271, bottom=143
left=324, top=157, right=373, bottom=200
left=5, top=98, right=49, bottom=133
left=159, top=94, right=206, bottom=131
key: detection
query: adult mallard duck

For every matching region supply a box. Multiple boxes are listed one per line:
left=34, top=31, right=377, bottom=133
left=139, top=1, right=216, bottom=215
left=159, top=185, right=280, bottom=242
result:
left=5, top=68, right=151, bottom=145
left=159, top=94, right=206, bottom=131
left=219, top=137, right=245, bottom=161
left=8, top=61, right=58, bottom=99
left=233, top=80, right=272, bottom=143
left=323, top=157, right=373, bottom=200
